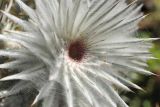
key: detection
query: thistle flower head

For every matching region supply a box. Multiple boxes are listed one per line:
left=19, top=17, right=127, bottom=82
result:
left=0, top=0, right=157, bottom=107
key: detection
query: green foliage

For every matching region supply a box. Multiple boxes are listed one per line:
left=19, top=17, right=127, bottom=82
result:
left=148, top=45, right=160, bottom=72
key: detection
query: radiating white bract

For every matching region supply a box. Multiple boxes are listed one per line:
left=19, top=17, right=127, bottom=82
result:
left=0, top=0, right=157, bottom=107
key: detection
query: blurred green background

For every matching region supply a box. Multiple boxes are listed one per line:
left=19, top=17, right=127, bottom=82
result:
left=126, top=0, right=160, bottom=107
left=0, top=0, right=160, bottom=107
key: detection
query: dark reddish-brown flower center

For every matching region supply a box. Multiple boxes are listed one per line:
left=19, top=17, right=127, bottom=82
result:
left=68, top=40, right=86, bottom=62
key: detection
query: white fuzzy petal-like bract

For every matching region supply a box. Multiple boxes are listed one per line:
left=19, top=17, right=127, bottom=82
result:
left=0, top=0, right=156, bottom=107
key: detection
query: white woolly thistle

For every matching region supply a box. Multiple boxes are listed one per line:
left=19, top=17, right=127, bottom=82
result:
left=0, top=0, right=157, bottom=107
